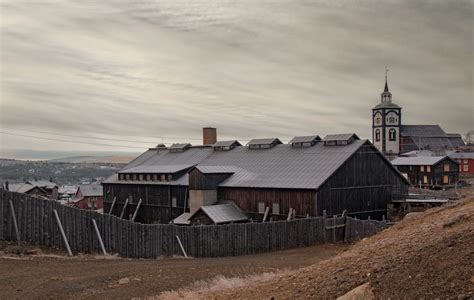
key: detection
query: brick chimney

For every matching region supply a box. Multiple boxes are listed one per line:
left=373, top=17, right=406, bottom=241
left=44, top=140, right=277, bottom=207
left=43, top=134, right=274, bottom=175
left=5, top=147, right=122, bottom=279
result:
left=203, top=127, right=217, bottom=145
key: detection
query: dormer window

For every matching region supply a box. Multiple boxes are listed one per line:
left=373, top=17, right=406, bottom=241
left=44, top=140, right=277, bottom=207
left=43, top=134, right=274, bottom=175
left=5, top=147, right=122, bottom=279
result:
left=168, top=174, right=173, bottom=181
left=161, top=174, right=166, bottom=181
left=289, top=136, right=321, bottom=148
left=247, top=138, right=282, bottom=149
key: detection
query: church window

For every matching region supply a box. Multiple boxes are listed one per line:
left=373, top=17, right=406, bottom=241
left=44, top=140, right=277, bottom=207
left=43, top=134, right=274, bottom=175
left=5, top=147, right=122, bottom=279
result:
left=389, top=117, right=395, bottom=123
left=375, top=129, right=381, bottom=142
left=389, top=129, right=396, bottom=141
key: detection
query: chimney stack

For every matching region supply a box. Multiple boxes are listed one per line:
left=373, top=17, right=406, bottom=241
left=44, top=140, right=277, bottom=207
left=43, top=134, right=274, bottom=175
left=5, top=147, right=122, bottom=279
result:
left=203, top=127, right=217, bottom=145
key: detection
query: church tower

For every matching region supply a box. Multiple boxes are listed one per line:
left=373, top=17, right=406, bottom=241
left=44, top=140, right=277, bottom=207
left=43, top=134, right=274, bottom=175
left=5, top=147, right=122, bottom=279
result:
left=372, top=70, right=401, bottom=156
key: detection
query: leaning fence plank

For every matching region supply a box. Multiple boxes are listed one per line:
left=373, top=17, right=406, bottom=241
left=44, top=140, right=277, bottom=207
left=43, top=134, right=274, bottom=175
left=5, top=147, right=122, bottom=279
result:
left=131, top=198, right=142, bottom=222
left=53, top=209, right=73, bottom=257
left=8, top=199, right=21, bottom=248
left=119, top=198, right=129, bottom=219
left=108, top=197, right=117, bottom=215
left=262, top=207, right=270, bottom=222
left=92, top=219, right=107, bottom=256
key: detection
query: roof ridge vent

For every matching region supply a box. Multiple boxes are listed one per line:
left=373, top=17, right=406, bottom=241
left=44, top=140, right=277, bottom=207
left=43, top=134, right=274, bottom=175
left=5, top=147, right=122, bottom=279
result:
left=169, top=143, right=192, bottom=153
left=213, top=140, right=242, bottom=151
left=323, top=133, right=360, bottom=146
left=289, top=135, right=321, bottom=147
left=247, top=138, right=282, bottom=149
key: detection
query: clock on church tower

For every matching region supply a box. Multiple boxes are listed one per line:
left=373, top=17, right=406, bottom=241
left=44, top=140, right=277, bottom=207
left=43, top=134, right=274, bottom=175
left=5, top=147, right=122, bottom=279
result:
left=372, top=71, right=401, bottom=155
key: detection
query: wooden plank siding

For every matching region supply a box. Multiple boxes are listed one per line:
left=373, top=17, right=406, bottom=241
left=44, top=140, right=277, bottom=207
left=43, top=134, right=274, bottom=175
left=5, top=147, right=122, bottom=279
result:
left=188, top=169, right=233, bottom=190
left=217, top=187, right=316, bottom=218
left=317, top=144, right=409, bottom=219
left=103, top=184, right=188, bottom=224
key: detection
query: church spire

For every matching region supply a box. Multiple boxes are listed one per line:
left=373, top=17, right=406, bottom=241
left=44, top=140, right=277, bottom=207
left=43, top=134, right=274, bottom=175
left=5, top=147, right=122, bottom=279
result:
left=381, top=67, right=392, bottom=103
left=384, top=67, right=389, bottom=92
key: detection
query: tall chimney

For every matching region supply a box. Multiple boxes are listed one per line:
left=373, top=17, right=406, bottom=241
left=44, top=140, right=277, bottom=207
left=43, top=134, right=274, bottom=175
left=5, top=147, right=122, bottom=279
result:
left=203, top=127, right=217, bottom=145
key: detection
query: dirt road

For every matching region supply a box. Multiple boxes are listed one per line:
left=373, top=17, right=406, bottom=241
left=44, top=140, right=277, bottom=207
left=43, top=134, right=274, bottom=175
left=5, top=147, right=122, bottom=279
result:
left=0, top=242, right=344, bottom=299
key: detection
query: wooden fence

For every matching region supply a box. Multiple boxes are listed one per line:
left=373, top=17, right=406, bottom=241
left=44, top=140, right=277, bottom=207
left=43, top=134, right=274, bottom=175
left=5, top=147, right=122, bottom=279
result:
left=0, top=190, right=388, bottom=258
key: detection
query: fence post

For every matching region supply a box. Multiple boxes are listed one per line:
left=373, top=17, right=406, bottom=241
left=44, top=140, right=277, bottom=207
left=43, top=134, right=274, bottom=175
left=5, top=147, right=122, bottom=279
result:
left=119, top=197, right=129, bottom=219
left=108, top=197, right=117, bottom=215
left=262, top=207, right=270, bottom=222
left=176, top=235, right=188, bottom=258
left=131, top=198, right=142, bottom=222
left=53, top=209, right=73, bottom=257
left=323, top=210, right=327, bottom=242
left=286, top=208, right=293, bottom=221
left=332, top=215, right=336, bottom=243
left=8, top=199, right=21, bottom=248
left=92, top=219, right=107, bottom=256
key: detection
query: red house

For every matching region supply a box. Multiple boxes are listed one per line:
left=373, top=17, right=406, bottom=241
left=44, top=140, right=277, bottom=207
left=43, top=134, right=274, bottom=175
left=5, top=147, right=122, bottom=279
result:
left=73, top=184, right=104, bottom=211
left=449, top=152, right=474, bottom=177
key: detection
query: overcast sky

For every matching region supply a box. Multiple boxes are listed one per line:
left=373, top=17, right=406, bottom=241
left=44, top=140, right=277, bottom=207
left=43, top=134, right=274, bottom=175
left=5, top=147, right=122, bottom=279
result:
left=0, top=0, right=473, bottom=157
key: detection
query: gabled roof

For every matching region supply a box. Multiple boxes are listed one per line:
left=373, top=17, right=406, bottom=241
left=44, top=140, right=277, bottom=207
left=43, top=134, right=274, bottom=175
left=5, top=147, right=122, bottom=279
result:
left=323, top=133, right=360, bottom=142
left=9, top=183, right=37, bottom=194
left=213, top=140, right=242, bottom=147
left=27, top=180, right=57, bottom=189
left=195, top=165, right=237, bottom=174
left=449, top=152, right=474, bottom=160
left=199, top=202, right=248, bottom=224
left=78, top=184, right=103, bottom=197
left=247, top=138, right=282, bottom=146
left=170, top=212, right=193, bottom=225
left=391, top=156, right=449, bottom=166
left=289, top=135, right=321, bottom=144
left=122, top=164, right=194, bottom=174
left=401, top=125, right=447, bottom=137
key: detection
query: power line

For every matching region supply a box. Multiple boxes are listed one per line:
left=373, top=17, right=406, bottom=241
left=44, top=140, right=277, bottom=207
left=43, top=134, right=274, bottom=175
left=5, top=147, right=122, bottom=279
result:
left=0, top=131, right=149, bottom=150
left=1, top=127, right=203, bottom=143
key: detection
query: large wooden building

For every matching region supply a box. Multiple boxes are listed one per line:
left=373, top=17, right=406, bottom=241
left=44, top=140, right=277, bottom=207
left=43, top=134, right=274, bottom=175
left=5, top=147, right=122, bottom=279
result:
left=103, top=130, right=409, bottom=223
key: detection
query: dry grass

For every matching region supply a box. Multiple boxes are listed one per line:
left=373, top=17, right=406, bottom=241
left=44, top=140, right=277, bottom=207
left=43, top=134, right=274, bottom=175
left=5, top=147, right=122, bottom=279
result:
left=147, top=271, right=290, bottom=300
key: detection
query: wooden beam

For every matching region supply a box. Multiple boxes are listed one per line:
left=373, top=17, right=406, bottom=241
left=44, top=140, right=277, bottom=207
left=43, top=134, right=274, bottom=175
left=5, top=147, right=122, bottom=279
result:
left=92, top=219, right=107, bottom=256
left=108, top=197, right=117, bottom=215
left=53, top=209, right=73, bottom=257
left=131, top=198, right=142, bottom=222
left=8, top=199, right=21, bottom=248
left=286, top=207, right=293, bottom=221
left=176, top=235, right=188, bottom=258
left=262, top=206, right=270, bottom=222
left=119, top=197, right=129, bottom=219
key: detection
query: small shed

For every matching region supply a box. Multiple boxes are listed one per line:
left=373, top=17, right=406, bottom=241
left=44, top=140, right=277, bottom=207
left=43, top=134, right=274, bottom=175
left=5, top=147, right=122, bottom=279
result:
left=171, top=201, right=248, bottom=225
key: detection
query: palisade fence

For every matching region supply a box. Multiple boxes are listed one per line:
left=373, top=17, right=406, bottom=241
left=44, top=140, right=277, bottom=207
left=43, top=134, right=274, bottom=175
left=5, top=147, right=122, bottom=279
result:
left=0, top=190, right=387, bottom=258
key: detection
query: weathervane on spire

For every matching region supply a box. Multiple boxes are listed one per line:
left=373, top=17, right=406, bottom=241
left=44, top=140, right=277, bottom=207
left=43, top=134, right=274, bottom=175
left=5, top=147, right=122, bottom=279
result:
left=385, top=67, right=389, bottom=81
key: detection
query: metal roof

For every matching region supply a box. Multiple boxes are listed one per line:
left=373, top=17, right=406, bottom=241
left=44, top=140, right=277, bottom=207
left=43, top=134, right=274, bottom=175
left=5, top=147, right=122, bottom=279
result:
left=288, top=135, right=321, bottom=144
left=401, top=125, right=447, bottom=137
left=213, top=140, right=242, bottom=147
left=122, top=164, right=194, bottom=174
left=195, top=165, right=238, bottom=174
left=323, top=133, right=359, bottom=142
left=169, top=143, right=192, bottom=150
left=373, top=102, right=401, bottom=109
left=447, top=134, right=466, bottom=147
left=247, top=138, right=282, bottom=146
left=197, top=140, right=368, bottom=189
left=9, top=183, right=37, bottom=194
left=199, top=202, right=248, bottom=224
left=391, top=156, right=447, bottom=166
left=78, top=184, right=103, bottom=197
left=27, top=180, right=57, bottom=189
left=170, top=212, right=192, bottom=225
left=449, top=152, right=474, bottom=160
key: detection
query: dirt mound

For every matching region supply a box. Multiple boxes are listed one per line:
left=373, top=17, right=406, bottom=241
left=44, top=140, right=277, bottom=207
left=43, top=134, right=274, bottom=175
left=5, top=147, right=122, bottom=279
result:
left=202, top=199, right=474, bottom=299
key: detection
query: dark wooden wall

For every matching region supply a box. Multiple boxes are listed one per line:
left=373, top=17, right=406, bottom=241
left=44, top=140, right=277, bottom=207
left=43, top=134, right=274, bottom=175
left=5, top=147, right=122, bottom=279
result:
left=103, top=183, right=188, bottom=224
left=318, top=143, right=409, bottom=220
left=217, top=187, right=317, bottom=218
left=188, top=169, right=233, bottom=190
left=395, top=159, right=459, bottom=188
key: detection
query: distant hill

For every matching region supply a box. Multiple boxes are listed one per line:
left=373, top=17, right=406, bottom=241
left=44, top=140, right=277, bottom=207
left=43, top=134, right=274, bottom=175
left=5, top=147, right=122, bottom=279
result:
left=49, top=156, right=135, bottom=164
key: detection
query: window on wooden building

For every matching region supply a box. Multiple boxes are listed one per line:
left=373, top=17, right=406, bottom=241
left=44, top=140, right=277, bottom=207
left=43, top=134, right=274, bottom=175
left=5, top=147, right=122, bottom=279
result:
left=139, top=174, right=144, bottom=181
left=146, top=174, right=151, bottom=181
left=426, top=166, right=431, bottom=172
left=125, top=174, right=130, bottom=180
left=172, top=196, right=177, bottom=208
left=132, top=174, right=137, bottom=180
left=444, top=164, right=450, bottom=172
left=272, top=203, right=280, bottom=215
left=168, top=174, right=173, bottom=181
left=258, top=202, right=265, bottom=214
left=423, top=176, right=428, bottom=184
left=420, top=166, right=425, bottom=172
left=463, top=165, right=469, bottom=172
left=443, top=175, right=449, bottom=184
left=161, top=174, right=166, bottom=181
